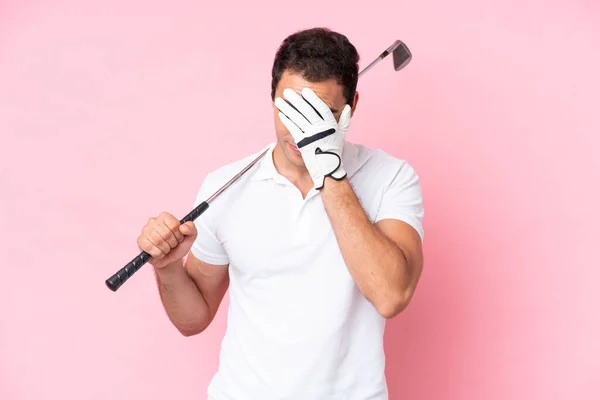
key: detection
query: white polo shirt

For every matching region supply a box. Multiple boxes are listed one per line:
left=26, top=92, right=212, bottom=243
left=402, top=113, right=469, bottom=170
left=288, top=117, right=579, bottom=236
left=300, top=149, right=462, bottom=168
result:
left=190, top=141, right=424, bottom=400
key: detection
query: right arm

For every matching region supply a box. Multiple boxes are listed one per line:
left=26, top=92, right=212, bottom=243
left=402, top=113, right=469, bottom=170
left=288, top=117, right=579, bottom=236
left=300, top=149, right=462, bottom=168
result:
left=154, top=255, right=229, bottom=336
left=138, top=212, right=229, bottom=336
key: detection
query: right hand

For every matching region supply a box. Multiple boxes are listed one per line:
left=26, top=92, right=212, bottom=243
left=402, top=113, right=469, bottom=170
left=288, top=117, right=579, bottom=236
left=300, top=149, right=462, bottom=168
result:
left=137, top=212, right=198, bottom=269
left=275, top=87, right=352, bottom=190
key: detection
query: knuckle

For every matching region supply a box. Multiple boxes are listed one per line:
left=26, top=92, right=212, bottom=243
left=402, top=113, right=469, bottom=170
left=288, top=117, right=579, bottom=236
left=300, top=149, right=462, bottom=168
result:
left=142, top=242, right=155, bottom=254
left=152, top=248, right=164, bottom=258
left=149, top=230, right=162, bottom=242
left=164, top=230, right=175, bottom=240
left=152, top=251, right=164, bottom=259
left=137, top=238, right=148, bottom=250
left=157, top=229, right=175, bottom=246
left=166, top=216, right=180, bottom=229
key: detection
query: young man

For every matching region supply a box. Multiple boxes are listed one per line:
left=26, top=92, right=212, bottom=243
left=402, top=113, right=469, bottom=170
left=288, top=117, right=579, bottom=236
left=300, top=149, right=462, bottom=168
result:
left=138, top=27, right=424, bottom=399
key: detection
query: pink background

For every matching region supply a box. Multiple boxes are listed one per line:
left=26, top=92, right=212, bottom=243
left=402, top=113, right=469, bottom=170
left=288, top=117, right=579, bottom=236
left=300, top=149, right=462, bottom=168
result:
left=1, top=0, right=599, bottom=399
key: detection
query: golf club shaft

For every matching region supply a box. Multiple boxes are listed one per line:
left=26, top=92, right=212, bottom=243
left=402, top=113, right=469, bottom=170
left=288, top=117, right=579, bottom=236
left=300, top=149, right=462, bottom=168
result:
left=358, top=58, right=381, bottom=78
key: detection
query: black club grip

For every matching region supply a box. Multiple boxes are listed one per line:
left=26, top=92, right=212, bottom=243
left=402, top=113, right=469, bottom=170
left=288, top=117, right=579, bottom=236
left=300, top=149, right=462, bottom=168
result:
left=105, top=201, right=210, bottom=292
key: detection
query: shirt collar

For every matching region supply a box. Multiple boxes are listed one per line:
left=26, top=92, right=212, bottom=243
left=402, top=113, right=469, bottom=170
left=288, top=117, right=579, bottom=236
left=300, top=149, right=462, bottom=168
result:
left=249, top=141, right=362, bottom=182
left=248, top=142, right=278, bottom=181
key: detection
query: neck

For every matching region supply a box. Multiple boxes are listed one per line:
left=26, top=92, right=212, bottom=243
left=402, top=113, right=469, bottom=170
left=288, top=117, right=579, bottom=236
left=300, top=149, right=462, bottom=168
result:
left=272, top=142, right=314, bottom=194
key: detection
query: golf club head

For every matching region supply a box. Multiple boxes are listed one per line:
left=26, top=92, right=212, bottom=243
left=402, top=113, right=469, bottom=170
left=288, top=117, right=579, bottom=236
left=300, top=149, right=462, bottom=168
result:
left=357, top=39, right=412, bottom=78
left=390, top=40, right=412, bottom=71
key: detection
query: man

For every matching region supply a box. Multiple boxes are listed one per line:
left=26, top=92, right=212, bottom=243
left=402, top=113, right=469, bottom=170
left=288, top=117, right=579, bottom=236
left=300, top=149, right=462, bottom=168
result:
left=138, top=27, right=424, bottom=399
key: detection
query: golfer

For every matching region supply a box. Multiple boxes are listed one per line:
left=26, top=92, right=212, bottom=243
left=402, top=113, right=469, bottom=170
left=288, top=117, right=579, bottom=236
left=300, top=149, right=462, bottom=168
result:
left=137, top=27, right=424, bottom=399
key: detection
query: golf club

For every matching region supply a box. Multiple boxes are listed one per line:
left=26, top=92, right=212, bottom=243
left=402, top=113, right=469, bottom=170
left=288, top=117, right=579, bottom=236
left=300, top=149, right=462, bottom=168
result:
left=358, top=40, right=411, bottom=78
left=105, top=39, right=412, bottom=292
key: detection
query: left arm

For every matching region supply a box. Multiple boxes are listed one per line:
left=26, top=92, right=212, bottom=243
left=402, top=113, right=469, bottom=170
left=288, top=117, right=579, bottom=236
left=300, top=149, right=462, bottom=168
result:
left=320, top=177, right=423, bottom=319
left=273, top=87, right=423, bottom=318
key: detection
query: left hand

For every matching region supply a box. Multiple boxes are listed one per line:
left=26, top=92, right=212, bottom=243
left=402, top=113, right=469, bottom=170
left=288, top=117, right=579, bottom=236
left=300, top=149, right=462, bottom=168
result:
left=275, top=87, right=352, bottom=190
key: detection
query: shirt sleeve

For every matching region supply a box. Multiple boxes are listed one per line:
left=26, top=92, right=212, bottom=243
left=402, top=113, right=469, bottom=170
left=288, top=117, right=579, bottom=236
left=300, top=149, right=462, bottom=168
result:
left=374, top=161, right=425, bottom=241
left=189, top=173, right=230, bottom=265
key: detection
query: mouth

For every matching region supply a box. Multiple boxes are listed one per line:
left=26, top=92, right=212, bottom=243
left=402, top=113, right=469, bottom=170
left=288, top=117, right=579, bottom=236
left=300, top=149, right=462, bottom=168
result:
left=287, top=141, right=301, bottom=155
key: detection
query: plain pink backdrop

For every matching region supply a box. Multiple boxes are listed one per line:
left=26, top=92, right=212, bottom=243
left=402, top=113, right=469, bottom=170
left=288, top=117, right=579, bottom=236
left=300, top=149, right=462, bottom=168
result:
left=1, top=0, right=599, bottom=399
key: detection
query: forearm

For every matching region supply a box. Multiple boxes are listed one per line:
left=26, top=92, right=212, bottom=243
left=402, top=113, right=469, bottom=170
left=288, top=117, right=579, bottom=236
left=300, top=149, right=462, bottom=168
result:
left=154, top=259, right=210, bottom=335
left=320, top=178, right=412, bottom=317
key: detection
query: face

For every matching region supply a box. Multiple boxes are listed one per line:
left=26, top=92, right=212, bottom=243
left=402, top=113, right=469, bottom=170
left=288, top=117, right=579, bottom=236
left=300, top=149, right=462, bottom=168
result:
left=272, top=70, right=359, bottom=167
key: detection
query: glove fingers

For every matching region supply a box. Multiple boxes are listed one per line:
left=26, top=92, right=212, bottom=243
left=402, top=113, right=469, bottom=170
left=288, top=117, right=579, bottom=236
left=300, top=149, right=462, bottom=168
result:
left=301, top=88, right=336, bottom=124
left=275, top=97, right=310, bottom=132
left=338, top=104, right=352, bottom=133
left=278, top=112, right=304, bottom=143
left=282, top=89, right=322, bottom=124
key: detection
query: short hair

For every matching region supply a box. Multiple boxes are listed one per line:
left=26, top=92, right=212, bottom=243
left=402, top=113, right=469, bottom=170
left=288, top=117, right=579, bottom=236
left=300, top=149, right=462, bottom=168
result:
left=270, top=27, right=360, bottom=105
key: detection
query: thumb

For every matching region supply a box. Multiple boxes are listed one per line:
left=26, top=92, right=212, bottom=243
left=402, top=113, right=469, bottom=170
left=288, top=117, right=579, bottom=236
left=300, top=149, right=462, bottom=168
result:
left=337, top=104, right=352, bottom=134
left=179, top=221, right=198, bottom=237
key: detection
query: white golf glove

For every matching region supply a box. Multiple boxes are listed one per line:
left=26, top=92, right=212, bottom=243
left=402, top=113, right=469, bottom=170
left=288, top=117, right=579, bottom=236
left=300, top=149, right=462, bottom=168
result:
left=275, top=87, right=352, bottom=190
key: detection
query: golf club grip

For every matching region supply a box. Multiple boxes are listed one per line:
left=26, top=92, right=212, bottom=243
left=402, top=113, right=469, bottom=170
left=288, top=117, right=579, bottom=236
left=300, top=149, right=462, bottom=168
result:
left=105, top=201, right=210, bottom=292
left=105, top=251, right=152, bottom=291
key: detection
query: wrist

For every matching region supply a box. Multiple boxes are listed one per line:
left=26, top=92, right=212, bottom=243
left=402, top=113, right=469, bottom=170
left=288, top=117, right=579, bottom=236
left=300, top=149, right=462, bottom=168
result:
left=153, top=258, right=185, bottom=276
left=321, top=173, right=351, bottom=193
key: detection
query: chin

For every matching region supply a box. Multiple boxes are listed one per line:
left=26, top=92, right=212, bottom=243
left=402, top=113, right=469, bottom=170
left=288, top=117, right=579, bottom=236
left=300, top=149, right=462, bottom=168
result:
left=286, top=150, right=305, bottom=167
left=289, top=148, right=305, bottom=163
left=278, top=139, right=305, bottom=166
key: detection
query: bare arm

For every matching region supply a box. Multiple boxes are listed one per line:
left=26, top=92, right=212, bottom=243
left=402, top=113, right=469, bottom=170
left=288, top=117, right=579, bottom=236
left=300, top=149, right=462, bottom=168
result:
left=138, top=212, right=229, bottom=336
left=320, top=178, right=423, bottom=318
left=153, top=255, right=229, bottom=336
left=183, top=254, right=229, bottom=334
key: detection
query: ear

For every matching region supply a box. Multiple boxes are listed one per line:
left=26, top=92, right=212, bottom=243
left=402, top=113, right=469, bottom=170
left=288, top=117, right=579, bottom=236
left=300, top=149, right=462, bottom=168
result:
left=350, top=91, right=359, bottom=117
